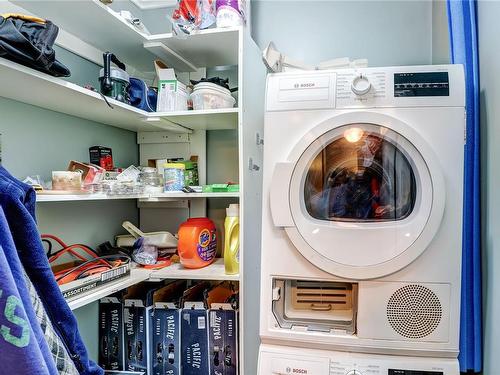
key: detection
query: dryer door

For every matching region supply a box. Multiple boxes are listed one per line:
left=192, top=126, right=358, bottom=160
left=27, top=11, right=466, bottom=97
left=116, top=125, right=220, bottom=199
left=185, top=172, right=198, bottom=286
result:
left=270, top=112, right=445, bottom=279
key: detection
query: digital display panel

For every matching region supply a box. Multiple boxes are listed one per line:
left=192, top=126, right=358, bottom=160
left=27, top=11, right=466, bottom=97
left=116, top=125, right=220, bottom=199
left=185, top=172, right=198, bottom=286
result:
left=394, top=72, right=449, bottom=97
left=389, top=369, right=444, bottom=375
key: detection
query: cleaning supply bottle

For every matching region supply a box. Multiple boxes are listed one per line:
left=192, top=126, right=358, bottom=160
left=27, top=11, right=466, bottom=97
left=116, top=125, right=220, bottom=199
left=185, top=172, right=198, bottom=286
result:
left=224, top=204, right=240, bottom=274
left=178, top=218, right=217, bottom=269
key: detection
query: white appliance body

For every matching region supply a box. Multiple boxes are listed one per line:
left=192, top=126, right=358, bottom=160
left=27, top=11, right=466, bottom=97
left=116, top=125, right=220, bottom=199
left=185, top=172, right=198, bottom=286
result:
left=259, top=65, right=465, bottom=374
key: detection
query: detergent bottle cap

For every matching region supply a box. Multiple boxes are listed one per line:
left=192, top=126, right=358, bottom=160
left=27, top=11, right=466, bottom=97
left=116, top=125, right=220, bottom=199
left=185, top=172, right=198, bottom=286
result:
left=226, top=204, right=239, bottom=217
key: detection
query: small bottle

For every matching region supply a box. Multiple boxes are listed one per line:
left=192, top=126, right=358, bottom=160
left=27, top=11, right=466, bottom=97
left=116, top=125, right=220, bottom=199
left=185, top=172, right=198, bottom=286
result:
left=224, top=204, right=240, bottom=274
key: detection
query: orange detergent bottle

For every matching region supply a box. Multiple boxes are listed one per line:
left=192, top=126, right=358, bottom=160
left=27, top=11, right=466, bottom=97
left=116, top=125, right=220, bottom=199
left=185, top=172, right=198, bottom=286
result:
left=177, top=217, right=217, bottom=269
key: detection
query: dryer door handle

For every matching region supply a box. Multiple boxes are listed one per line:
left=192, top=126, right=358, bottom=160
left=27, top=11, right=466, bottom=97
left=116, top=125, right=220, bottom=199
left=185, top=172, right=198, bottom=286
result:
left=270, top=162, right=294, bottom=227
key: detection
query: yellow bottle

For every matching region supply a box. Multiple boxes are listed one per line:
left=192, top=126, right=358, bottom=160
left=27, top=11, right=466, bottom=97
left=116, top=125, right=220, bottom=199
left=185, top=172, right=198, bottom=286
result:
left=224, top=204, right=240, bottom=274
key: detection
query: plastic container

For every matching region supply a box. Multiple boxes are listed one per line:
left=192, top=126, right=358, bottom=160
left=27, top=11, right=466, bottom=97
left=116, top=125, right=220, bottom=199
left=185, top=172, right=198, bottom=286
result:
left=224, top=204, right=240, bottom=274
left=216, top=0, right=244, bottom=28
left=178, top=218, right=217, bottom=269
left=163, top=163, right=185, bottom=191
left=191, top=82, right=236, bottom=110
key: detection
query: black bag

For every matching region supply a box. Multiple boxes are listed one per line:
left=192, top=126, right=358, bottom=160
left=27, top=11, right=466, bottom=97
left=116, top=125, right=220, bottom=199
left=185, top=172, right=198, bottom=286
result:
left=0, top=13, right=70, bottom=77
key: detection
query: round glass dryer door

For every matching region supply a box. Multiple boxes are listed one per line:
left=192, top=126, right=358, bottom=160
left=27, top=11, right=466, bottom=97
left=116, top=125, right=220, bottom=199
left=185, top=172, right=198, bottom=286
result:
left=278, top=118, right=445, bottom=279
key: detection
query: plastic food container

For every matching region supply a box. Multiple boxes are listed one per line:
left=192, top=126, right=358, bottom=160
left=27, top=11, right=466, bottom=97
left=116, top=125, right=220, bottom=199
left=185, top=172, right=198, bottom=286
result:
left=178, top=218, right=217, bottom=269
left=191, top=82, right=236, bottom=110
left=163, top=163, right=185, bottom=191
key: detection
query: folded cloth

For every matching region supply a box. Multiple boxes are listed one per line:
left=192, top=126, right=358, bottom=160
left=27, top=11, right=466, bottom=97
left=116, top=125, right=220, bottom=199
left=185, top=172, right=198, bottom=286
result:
left=0, top=166, right=103, bottom=375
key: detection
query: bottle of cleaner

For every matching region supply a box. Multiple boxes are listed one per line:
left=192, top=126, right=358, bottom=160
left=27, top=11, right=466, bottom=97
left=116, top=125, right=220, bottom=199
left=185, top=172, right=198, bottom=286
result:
left=224, top=204, right=240, bottom=274
left=178, top=217, right=217, bottom=269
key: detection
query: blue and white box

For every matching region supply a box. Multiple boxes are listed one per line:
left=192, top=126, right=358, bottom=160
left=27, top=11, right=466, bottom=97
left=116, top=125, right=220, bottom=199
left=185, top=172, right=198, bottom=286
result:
left=208, top=304, right=238, bottom=375
left=181, top=302, right=210, bottom=375
left=150, top=302, right=181, bottom=375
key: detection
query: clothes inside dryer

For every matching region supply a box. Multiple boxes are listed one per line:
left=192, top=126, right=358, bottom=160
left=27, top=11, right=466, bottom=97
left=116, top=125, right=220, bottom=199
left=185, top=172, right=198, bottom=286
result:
left=304, top=124, right=416, bottom=222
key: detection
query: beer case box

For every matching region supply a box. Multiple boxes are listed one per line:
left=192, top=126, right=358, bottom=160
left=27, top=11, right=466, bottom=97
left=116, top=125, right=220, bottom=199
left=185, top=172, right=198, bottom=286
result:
left=150, top=303, right=181, bottom=375
left=123, top=283, right=158, bottom=373
left=224, top=308, right=238, bottom=375
left=208, top=308, right=225, bottom=375
left=148, top=280, right=187, bottom=375
left=181, top=302, right=210, bottom=375
left=208, top=304, right=238, bottom=375
left=99, top=297, right=125, bottom=371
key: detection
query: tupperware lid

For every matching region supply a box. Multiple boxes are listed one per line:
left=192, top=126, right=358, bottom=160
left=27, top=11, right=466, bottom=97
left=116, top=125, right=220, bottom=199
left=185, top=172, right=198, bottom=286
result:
left=192, top=82, right=232, bottom=97
left=99, top=66, right=130, bottom=82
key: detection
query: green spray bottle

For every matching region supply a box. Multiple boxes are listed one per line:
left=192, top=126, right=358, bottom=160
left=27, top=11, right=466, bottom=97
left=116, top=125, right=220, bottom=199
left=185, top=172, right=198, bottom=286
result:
left=224, top=203, right=240, bottom=274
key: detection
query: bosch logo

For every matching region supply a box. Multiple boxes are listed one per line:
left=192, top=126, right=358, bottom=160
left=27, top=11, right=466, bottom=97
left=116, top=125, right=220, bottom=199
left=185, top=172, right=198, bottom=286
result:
left=292, top=369, right=307, bottom=374
left=294, top=83, right=315, bottom=88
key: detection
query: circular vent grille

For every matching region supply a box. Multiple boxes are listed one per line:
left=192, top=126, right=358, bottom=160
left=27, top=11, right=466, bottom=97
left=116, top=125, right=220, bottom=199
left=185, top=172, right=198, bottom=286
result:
left=387, top=284, right=442, bottom=339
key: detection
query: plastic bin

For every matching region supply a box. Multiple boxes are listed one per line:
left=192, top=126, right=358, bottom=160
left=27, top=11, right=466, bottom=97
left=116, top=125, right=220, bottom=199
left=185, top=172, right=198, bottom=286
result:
left=191, top=82, right=236, bottom=110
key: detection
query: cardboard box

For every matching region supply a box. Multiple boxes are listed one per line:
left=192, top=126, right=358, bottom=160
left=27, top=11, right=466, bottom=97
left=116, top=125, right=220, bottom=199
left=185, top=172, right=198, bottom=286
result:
left=90, top=146, right=114, bottom=171
left=67, top=160, right=104, bottom=185
left=156, top=69, right=188, bottom=112
left=149, top=281, right=186, bottom=375
left=99, top=297, right=125, bottom=371
left=123, top=283, right=158, bottom=373
left=208, top=307, right=239, bottom=375
left=206, top=282, right=239, bottom=375
left=181, top=302, right=209, bottom=375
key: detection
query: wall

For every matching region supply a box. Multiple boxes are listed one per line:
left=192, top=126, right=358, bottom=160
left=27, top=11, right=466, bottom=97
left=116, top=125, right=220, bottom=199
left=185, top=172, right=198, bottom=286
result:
left=251, top=0, right=435, bottom=67
left=478, top=1, right=500, bottom=373
left=0, top=48, right=139, bottom=360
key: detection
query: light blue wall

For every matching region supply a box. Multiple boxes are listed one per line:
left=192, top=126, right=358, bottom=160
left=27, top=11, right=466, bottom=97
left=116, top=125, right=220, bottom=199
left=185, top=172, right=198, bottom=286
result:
left=0, top=47, right=139, bottom=360
left=478, top=1, right=499, bottom=373
left=251, top=0, right=434, bottom=67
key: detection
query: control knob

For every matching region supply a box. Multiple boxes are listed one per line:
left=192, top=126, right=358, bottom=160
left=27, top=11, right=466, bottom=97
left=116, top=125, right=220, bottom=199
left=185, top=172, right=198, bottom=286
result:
left=346, top=370, right=364, bottom=375
left=351, top=74, right=372, bottom=96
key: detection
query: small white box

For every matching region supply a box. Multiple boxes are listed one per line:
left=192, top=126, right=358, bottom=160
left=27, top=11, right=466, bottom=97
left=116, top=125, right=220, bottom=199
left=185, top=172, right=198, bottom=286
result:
left=156, top=68, right=189, bottom=112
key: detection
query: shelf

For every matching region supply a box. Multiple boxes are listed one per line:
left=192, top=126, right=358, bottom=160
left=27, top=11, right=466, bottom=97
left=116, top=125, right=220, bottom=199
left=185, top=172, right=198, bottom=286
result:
left=0, top=58, right=185, bottom=132
left=149, top=258, right=239, bottom=281
left=36, top=191, right=239, bottom=203
left=63, top=268, right=151, bottom=310
left=144, top=27, right=240, bottom=71
left=151, top=108, right=239, bottom=131
left=145, top=192, right=240, bottom=201
left=63, top=260, right=237, bottom=310
left=12, top=0, right=157, bottom=72
left=36, top=193, right=148, bottom=202
left=13, top=0, right=240, bottom=72
left=0, top=58, right=239, bottom=133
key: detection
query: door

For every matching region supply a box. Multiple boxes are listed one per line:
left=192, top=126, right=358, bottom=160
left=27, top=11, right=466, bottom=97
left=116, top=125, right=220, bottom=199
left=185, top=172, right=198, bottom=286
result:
left=270, top=112, right=445, bottom=279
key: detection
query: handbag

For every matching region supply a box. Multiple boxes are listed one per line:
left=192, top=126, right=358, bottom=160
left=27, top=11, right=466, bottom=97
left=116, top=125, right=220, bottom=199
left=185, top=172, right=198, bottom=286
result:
left=0, top=13, right=70, bottom=77
left=129, top=77, right=158, bottom=112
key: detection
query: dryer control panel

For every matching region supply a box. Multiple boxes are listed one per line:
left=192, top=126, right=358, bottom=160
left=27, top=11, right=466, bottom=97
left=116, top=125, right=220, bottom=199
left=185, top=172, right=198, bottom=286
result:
left=265, top=65, right=465, bottom=111
left=336, top=70, right=387, bottom=107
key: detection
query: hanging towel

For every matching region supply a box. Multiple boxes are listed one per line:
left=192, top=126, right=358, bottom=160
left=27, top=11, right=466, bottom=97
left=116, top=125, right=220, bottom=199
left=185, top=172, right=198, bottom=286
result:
left=0, top=166, right=103, bottom=375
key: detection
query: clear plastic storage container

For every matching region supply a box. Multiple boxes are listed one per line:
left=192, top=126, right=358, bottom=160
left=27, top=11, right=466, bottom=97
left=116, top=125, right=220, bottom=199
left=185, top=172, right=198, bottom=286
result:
left=191, top=82, right=236, bottom=110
